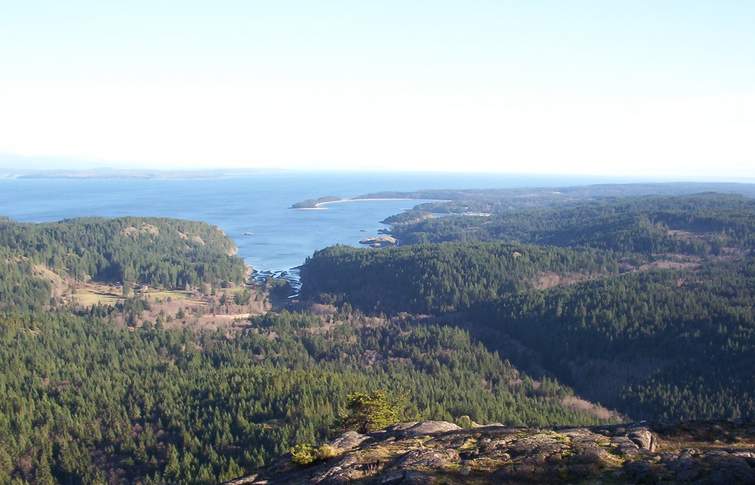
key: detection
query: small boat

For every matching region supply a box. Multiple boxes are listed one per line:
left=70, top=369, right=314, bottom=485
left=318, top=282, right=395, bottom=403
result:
left=243, top=232, right=254, bottom=236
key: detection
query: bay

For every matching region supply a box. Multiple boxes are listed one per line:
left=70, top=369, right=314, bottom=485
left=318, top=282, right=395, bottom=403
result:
left=0, top=171, right=613, bottom=275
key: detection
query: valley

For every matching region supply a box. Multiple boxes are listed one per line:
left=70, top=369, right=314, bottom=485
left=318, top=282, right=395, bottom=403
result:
left=1, top=182, right=754, bottom=483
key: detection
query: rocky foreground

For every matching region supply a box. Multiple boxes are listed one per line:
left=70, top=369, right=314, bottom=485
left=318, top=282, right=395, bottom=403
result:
left=226, top=421, right=755, bottom=484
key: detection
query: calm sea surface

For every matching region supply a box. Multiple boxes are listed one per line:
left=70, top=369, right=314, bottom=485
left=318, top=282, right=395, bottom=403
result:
left=0, top=171, right=614, bottom=275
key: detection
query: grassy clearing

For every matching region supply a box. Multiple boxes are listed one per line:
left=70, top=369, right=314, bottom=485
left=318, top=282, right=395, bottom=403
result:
left=69, top=281, right=268, bottom=330
left=74, top=286, right=204, bottom=307
left=143, top=289, right=200, bottom=303
left=74, top=288, right=121, bottom=306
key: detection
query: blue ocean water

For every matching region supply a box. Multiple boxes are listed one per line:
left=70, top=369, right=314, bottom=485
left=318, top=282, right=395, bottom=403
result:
left=0, top=171, right=614, bottom=275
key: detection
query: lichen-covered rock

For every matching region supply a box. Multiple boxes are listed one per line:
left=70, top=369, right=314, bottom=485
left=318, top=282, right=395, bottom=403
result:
left=226, top=421, right=755, bottom=484
left=396, top=448, right=460, bottom=470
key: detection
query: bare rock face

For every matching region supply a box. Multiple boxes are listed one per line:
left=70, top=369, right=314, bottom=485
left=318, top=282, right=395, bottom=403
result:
left=358, top=235, right=398, bottom=248
left=328, top=431, right=369, bottom=452
left=226, top=421, right=755, bottom=484
left=393, top=421, right=462, bottom=437
left=628, top=427, right=656, bottom=452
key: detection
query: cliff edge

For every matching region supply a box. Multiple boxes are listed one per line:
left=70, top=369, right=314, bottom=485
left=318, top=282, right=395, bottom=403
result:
left=226, top=420, right=755, bottom=484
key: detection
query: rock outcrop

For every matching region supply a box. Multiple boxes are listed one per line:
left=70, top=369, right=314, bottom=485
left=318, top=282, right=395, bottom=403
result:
left=226, top=420, right=755, bottom=484
left=359, top=235, right=398, bottom=248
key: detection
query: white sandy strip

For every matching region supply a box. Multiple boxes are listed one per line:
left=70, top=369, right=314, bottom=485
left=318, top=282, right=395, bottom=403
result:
left=315, top=197, right=415, bottom=208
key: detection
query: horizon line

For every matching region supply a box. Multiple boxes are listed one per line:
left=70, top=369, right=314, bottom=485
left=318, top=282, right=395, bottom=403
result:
left=1, top=165, right=755, bottom=185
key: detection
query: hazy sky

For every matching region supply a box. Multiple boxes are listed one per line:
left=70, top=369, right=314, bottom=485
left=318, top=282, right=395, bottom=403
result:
left=2, top=1, right=754, bottom=177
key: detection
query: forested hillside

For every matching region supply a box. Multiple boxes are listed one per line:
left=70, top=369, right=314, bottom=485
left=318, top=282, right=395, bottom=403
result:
left=390, top=194, right=755, bottom=256
left=300, top=242, right=618, bottom=313
left=0, top=217, right=246, bottom=309
left=474, top=260, right=755, bottom=421
left=299, top=193, right=755, bottom=424
left=0, top=310, right=609, bottom=484
left=0, top=249, right=52, bottom=311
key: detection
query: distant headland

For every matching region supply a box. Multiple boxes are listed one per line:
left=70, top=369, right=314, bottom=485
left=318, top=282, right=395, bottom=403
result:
left=289, top=195, right=420, bottom=209
left=289, top=196, right=343, bottom=209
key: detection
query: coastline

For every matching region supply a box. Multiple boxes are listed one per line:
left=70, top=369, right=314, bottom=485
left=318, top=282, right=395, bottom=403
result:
left=295, top=197, right=416, bottom=210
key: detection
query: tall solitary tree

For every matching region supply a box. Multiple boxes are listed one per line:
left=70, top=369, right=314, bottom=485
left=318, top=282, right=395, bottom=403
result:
left=340, top=390, right=400, bottom=433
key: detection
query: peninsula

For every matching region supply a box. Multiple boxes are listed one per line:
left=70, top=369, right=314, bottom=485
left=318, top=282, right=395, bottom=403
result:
left=289, top=195, right=343, bottom=209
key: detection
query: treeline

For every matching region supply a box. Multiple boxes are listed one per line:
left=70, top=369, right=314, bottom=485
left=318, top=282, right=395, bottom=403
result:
left=0, top=310, right=609, bottom=484
left=0, top=217, right=246, bottom=289
left=300, top=242, right=618, bottom=314
left=390, top=194, right=755, bottom=256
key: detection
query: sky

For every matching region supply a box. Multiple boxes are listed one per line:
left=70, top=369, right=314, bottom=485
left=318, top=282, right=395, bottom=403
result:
left=1, top=1, right=754, bottom=178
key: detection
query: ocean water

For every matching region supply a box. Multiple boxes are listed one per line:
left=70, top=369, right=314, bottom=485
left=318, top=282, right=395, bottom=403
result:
left=0, top=171, right=611, bottom=276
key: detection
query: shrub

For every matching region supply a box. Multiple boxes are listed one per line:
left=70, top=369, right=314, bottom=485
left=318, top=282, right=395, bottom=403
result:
left=290, top=443, right=342, bottom=466
left=290, top=443, right=317, bottom=466
left=317, top=444, right=341, bottom=459
left=457, top=415, right=474, bottom=429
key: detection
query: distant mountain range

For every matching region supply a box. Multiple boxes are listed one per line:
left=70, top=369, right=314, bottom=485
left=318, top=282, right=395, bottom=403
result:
left=0, top=167, right=283, bottom=180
